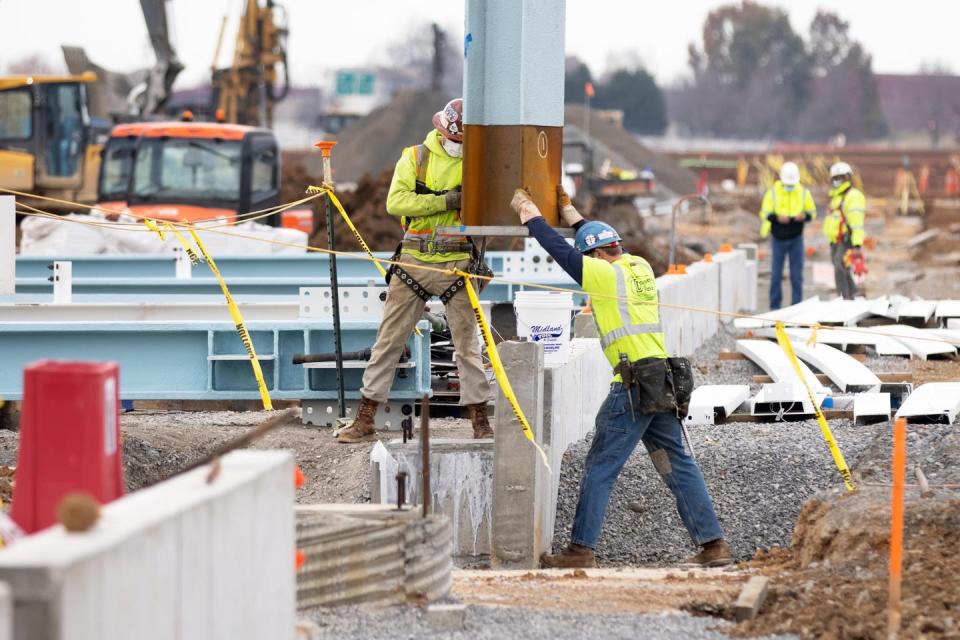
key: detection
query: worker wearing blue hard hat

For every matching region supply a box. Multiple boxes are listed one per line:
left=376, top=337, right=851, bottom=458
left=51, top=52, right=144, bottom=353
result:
left=510, top=186, right=730, bottom=569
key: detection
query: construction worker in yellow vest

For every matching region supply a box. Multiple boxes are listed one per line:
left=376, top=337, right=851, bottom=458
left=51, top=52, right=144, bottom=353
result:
left=510, top=187, right=731, bottom=570
left=336, top=98, right=492, bottom=444
left=824, top=162, right=867, bottom=299
left=758, top=162, right=816, bottom=309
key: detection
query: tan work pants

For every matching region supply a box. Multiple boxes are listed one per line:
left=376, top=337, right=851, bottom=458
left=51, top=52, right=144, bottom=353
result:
left=361, top=254, right=490, bottom=405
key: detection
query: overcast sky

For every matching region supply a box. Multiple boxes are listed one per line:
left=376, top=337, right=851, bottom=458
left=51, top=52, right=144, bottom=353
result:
left=2, top=0, right=958, bottom=88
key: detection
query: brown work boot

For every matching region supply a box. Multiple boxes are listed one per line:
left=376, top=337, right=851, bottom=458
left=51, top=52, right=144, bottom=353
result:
left=467, top=403, right=494, bottom=439
left=337, top=397, right=379, bottom=443
left=540, top=544, right=597, bottom=569
left=682, top=539, right=733, bottom=568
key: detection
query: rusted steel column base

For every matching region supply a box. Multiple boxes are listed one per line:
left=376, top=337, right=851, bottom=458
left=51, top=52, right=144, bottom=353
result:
left=462, top=124, right=562, bottom=227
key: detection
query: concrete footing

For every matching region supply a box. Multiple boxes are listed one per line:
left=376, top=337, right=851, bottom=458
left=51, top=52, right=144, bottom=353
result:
left=370, top=440, right=493, bottom=564
left=295, top=505, right=452, bottom=608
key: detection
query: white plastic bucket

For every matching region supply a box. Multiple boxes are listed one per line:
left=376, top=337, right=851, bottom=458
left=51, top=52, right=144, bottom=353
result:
left=514, top=291, right=574, bottom=365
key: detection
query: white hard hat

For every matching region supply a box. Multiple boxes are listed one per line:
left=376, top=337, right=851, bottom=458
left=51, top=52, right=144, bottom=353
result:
left=830, top=161, right=853, bottom=178
left=779, top=162, right=800, bottom=186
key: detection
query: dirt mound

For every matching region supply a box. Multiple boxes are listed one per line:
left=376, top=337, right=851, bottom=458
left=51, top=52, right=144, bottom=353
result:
left=565, top=105, right=697, bottom=196
left=735, top=487, right=960, bottom=639
left=333, top=89, right=455, bottom=185
left=588, top=202, right=698, bottom=275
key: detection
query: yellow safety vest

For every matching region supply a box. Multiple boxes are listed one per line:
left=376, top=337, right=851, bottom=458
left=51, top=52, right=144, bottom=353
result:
left=385, top=130, right=468, bottom=264
left=582, top=253, right=667, bottom=373
left=823, top=184, right=866, bottom=247
left=758, top=181, right=817, bottom=239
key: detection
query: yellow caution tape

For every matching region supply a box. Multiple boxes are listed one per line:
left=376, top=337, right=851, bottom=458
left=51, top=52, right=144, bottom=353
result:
left=775, top=322, right=855, bottom=491
left=309, top=185, right=421, bottom=337
left=143, top=219, right=201, bottom=265
left=188, top=228, right=274, bottom=411
left=806, top=323, right=819, bottom=348
left=308, top=186, right=388, bottom=279
left=464, top=274, right=550, bottom=471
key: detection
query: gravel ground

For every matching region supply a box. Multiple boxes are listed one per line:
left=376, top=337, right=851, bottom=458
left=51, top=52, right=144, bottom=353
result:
left=550, top=326, right=958, bottom=566
left=304, top=605, right=795, bottom=640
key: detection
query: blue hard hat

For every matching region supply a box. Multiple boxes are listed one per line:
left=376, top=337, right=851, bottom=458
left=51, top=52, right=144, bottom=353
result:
left=574, top=221, right=622, bottom=253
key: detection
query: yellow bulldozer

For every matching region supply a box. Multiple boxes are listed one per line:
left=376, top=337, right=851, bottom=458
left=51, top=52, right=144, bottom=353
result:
left=0, top=73, right=104, bottom=211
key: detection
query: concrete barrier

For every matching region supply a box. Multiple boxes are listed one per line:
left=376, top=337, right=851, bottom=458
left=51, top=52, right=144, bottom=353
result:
left=714, top=249, right=749, bottom=321
left=0, top=451, right=294, bottom=640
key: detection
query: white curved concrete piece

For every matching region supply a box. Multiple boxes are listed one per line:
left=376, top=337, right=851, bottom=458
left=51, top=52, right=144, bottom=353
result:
left=736, top=339, right=827, bottom=414
left=756, top=326, right=912, bottom=356
left=684, top=385, right=751, bottom=425
left=790, top=341, right=882, bottom=392
left=734, top=297, right=821, bottom=330
left=895, top=382, right=960, bottom=424
left=897, top=300, right=937, bottom=323
left=935, top=300, right=960, bottom=322
left=854, top=392, right=891, bottom=425
left=815, top=298, right=874, bottom=326
left=868, top=325, right=956, bottom=360
left=736, top=340, right=826, bottom=393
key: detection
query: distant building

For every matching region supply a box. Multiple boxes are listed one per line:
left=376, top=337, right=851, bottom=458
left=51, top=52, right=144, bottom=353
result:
left=319, top=68, right=391, bottom=134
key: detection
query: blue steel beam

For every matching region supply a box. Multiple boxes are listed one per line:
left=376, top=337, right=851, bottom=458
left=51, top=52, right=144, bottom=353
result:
left=10, top=274, right=585, bottom=305
left=16, top=253, right=510, bottom=279
left=0, top=320, right=430, bottom=402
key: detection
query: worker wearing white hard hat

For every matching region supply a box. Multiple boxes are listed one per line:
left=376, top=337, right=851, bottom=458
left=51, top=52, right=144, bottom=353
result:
left=758, top=161, right=816, bottom=309
left=824, top=162, right=867, bottom=299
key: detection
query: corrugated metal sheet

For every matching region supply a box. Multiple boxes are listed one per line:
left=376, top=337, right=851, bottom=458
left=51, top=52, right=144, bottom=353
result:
left=296, top=509, right=452, bottom=610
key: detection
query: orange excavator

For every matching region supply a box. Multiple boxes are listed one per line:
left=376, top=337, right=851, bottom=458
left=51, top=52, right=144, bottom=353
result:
left=95, top=115, right=281, bottom=224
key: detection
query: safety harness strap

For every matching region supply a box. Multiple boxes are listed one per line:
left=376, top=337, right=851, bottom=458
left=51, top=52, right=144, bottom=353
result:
left=392, top=261, right=469, bottom=305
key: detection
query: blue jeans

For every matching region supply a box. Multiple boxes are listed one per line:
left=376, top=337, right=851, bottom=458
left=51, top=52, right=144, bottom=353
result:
left=770, top=235, right=804, bottom=310
left=571, top=383, right=724, bottom=549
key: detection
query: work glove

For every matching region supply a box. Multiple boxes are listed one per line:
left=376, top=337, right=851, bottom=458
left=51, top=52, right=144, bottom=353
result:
left=445, top=190, right=462, bottom=211
left=557, top=185, right=584, bottom=227
left=510, top=188, right=542, bottom=224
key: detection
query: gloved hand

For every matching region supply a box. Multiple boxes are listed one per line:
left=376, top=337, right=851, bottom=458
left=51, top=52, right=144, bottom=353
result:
left=557, top=185, right=584, bottom=227
left=445, top=190, right=462, bottom=211
left=510, top=188, right=542, bottom=224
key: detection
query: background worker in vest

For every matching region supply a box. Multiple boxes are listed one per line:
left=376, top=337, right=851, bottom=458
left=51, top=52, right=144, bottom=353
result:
left=510, top=187, right=731, bottom=569
left=824, top=162, right=867, bottom=300
left=758, top=162, right=816, bottom=310
left=336, top=98, right=492, bottom=444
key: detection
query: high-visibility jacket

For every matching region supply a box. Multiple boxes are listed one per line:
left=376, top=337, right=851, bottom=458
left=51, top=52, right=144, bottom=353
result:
left=582, top=253, right=667, bottom=377
left=386, top=130, right=469, bottom=263
left=823, top=183, right=866, bottom=247
left=758, top=181, right=816, bottom=239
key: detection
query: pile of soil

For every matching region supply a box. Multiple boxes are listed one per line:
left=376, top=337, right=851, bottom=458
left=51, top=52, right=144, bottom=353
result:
left=734, top=487, right=960, bottom=639
left=565, top=104, right=698, bottom=196
left=332, top=89, right=455, bottom=185
left=280, top=163, right=401, bottom=254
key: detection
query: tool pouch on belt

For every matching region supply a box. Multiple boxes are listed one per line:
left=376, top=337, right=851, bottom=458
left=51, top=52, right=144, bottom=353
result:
left=383, top=243, right=403, bottom=286
left=627, top=357, right=677, bottom=415
left=469, top=244, right=494, bottom=293
left=667, top=357, right=694, bottom=417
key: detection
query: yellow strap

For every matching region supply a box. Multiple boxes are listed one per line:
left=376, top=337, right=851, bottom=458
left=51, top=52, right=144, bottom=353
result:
left=308, top=186, right=388, bottom=279
left=188, top=228, right=274, bottom=411
left=775, top=322, right=855, bottom=492
left=464, top=274, right=550, bottom=471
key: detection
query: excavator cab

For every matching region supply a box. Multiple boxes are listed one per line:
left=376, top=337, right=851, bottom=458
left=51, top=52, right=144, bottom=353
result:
left=96, top=121, right=281, bottom=224
left=0, top=73, right=102, bottom=203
